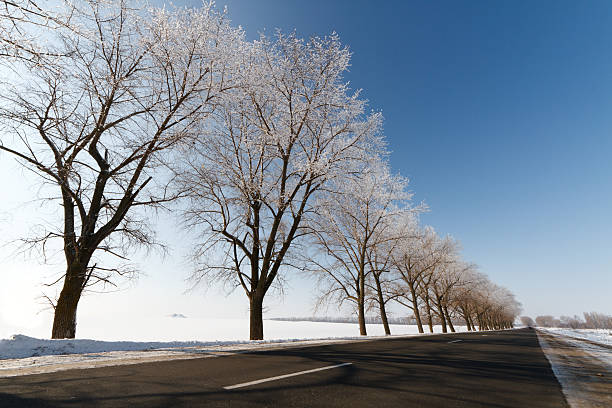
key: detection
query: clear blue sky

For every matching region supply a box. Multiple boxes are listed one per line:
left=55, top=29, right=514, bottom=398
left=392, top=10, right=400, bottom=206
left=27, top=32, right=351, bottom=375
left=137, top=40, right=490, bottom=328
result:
left=2, top=1, right=611, bottom=339
left=174, top=0, right=612, bottom=317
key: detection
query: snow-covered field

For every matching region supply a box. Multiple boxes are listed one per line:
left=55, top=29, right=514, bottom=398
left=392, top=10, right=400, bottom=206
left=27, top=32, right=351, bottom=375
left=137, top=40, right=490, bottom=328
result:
left=0, top=318, right=468, bottom=377
left=538, top=327, right=612, bottom=347
left=0, top=315, right=464, bottom=343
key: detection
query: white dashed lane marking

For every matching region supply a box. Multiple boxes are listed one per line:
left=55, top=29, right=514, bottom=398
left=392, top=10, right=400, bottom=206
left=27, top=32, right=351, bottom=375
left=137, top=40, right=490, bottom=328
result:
left=223, top=362, right=353, bottom=390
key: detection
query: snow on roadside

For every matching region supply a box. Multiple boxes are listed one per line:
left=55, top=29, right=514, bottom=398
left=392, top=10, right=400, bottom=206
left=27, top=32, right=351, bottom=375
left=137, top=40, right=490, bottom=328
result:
left=540, top=327, right=612, bottom=347
left=536, top=330, right=612, bottom=408
left=0, top=335, right=379, bottom=378
left=0, top=334, right=249, bottom=360
left=0, top=321, right=469, bottom=377
left=1, top=318, right=468, bottom=357
left=538, top=328, right=612, bottom=367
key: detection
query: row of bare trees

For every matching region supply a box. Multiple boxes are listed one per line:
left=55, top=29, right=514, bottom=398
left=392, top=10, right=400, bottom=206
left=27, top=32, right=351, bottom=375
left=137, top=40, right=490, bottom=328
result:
left=521, top=313, right=612, bottom=329
left=307, top=164, right=521, bottom=336
left=1, top=1, right=520, bottom=339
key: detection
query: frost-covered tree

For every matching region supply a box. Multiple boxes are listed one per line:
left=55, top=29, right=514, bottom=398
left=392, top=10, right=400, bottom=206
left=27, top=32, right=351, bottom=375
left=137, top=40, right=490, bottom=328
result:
left=391, top=226, right=453, bottom=333
left=415, top=235, right=461, bottom=333
left=428, top=259, right=475, bottom=333
left=520, top=316, right=535, bottom=327
left=583, top=312, right=612, bottom=329
left=365, top=215, right=416, bottom=336
left=389, top=224, right=519, bottom=333
left=535, top=315, right=557, bottom=328
left=468, top=282, right=520, bottom=330
left=0, top=1, right=64, bottom=63
left=451, top=269, right=488, bottom=331
left=309, top=162, right=413, bottom=336
left=178, top=32, right=383, bottom=340
left=0, top=0, right=241, bottom=338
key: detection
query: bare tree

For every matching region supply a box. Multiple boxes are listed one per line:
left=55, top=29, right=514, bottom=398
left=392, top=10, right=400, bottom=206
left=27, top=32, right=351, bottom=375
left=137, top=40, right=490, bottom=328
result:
left=520, top=316, right=535, bottom=327
left=470, top=283, right=520, bottom=330
left=583, top=312, right=612, bottom=329
left=452, top=269, right=487, bottom=331
left=309, top=163, right=413, bottom=335
left=529, top=312, right=612, bottom=329
left=559, top=315, right=583, bottom=329
left=429, top=259, right=473, bottom=333
left=0, top=0, right=241, bottom=338
left=365, top=223, right=408, bottom=336
left=535, top=315, right=556, bottom=328
left=389, top=224, right=520, bottom=333
left=0, top=1, right=64, bottom=63
left=391, top=226, right=452, bottom=333
left=178, top=32, right=383, bottom=340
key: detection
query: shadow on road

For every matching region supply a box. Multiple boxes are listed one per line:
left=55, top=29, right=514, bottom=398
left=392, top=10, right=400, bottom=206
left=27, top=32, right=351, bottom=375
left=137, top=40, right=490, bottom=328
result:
left=0, top=329, right=568, bottom=408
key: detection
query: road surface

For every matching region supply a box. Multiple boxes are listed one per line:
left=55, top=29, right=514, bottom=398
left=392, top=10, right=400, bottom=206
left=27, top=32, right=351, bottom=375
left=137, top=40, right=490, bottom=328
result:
left=0, top=328, right=568, bottom=407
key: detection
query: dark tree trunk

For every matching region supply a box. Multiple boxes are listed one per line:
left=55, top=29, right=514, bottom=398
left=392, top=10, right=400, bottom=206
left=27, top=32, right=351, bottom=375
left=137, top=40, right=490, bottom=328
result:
left=424, top=294, right=434, bottom=333
left=373, top=273, right=390, bottom=335
left=51, top=291, right=79, bottom=339
left=357, top=265, right=367, bottom=336
left=357, top=304, right=367, bottom=336
left=447, top=318, right=455, bottom=332
left=460, top=306, right=471, bottom=330
left=413, top=301, right=424, bottom=334
left=408, top=282, right=424, bottom=333
left=249, top=295, right=264, bottom=340
left=464, top=315, right=472, bottom=330
left=444, top=305, right=456, bottom=333
left=469, top=314, right=477, bottom=331
left=357, top=296, right=367, bottom=336
left=51, top=262, right=87, bottom=339
left=437, top=302, right=447, bottom=333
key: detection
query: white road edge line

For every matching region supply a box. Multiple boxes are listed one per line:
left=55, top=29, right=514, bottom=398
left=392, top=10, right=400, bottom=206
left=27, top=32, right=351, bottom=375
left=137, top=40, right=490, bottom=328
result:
left=223, top=362, right=353, bottom=390
left=448, top=340, right=462, bottom=343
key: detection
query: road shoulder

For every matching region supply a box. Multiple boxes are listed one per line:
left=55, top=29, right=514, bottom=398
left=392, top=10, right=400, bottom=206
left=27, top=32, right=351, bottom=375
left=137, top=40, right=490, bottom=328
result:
left=536, top=330, right=612, bottom=408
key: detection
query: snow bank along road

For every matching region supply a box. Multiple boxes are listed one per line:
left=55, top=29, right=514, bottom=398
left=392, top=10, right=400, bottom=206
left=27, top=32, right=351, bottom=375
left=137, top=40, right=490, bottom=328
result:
left=0, top=328, right=570, bottom=408
left=537, top=330, right=612, bottom=408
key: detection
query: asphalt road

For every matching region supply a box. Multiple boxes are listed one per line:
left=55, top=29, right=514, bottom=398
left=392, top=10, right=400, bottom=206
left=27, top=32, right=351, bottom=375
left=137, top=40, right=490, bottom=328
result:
left=0, top=328, right=568, bottom=408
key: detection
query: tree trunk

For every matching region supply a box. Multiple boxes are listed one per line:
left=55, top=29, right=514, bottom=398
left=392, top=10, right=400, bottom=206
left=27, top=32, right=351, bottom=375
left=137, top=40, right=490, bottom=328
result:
left=249, top=295, right=264, bottom=340
left=469, top=314, right=476, bottom=331
left=373, top=273, right=390, bottom=335
left=464, top=315, right=472, bottom=330
left=357, top=266, right=367, bottom=336
left=444, top=305, right=456, bottom=333
left=408, top=282, right=424, bottom=333
left=437, top=302, right=447, bottom=333
left=424, top=294, right=434, bottom=333
left=413, top=304, right=424, bottom=334
left=460, top=307, right=471, bottom=331
left=51, top=263, right=87, bottom=339
left=357, top=297, right=367, bottom=336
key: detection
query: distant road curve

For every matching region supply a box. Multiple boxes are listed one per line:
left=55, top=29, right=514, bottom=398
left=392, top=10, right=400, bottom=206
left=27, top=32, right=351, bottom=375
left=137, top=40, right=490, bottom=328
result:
left=0, top=328, right=568, bottom=407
